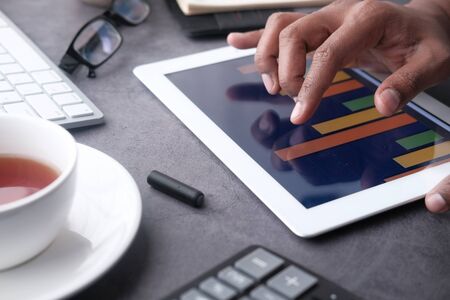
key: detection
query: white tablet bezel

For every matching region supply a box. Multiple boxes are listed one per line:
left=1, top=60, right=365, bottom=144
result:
left=134, top=46, right=450, bottom=237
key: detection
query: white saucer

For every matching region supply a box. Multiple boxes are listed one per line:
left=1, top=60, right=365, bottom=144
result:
left=0, top=144, right=142, bottom=300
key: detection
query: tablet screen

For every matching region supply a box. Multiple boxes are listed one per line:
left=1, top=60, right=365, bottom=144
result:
left=167, top=56, right=450, bottom=208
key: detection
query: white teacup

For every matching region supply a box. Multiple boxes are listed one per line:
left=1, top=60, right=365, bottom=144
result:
left=0, top=115, right=77, bottom=270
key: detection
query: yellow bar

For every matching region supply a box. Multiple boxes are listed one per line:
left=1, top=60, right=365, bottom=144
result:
left=313, top=107, right=384, bottom=135
left=332, top=71, right=350, bottom=83
left=394, top=141, right=450, bottom=168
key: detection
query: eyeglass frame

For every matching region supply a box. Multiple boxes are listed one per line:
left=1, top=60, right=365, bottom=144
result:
left=59, top=1, right=149, bottom=78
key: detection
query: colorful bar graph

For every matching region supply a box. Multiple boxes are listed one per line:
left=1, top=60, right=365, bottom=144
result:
left=393, top=141, right=450, bottom=168
left=396, top=130, right=442, bottom=150
left=384, top=157, right=450, bottom=182
left=312, top=107, right=385, bottom=135
left=332, top=71, right=351, bottom=83
left=276, top=113, right=416, bottom=161
left=323, top=80, right=364, bottom=98
left=343, top=95, right=374, bottom=112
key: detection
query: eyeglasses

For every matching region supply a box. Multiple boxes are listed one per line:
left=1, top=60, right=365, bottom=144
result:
left=59, top=0, right=150, bottom=78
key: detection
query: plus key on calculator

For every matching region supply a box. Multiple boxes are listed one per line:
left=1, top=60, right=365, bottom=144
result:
left=163, top=246, right=360, bottom=300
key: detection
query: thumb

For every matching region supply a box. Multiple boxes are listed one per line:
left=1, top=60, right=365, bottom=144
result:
left=374, top=50, right=450, bottom=116
left=425, top=175, right=450, bottom=213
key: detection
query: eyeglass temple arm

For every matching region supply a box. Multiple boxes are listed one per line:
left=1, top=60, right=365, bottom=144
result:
left=59, top=53, right=80, bottom=74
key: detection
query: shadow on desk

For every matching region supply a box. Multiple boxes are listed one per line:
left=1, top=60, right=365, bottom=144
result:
left=70, top=226, right=150, bottom=300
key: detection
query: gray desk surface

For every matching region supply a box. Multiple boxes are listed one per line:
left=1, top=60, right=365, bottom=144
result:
left=2, top=1, right=449, bottom=299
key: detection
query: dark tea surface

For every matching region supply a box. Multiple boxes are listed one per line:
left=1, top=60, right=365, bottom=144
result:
left=0, top=156, right=59, bottom=205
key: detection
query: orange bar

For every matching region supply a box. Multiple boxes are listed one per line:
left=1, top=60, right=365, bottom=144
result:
left=384, top=157, right=450, bottom=182
left=323, top=80, right=364, bottom=98
left=275, top=114, right=416, bottom=161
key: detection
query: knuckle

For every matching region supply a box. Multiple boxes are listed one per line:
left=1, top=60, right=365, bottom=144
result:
left=313, top=46, right=335, bottom=65
left=356, top=0, right=391, bottom=20
left=266, top=12, right=287, bottom=27
left=254, top=53, right=266, bottom=70
left=279, top=26, right=300, bottom=44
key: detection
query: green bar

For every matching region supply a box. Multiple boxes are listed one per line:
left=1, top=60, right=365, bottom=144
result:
left=343, top=95, right=374, bottom=112
left=396, top=130, right=442, bottom=150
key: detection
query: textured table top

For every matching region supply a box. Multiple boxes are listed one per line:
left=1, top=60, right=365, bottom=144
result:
left=2, top=1, right=449, bottom=299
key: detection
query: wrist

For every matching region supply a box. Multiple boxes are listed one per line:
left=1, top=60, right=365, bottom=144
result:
left=407, top=0, right=450, bottom=18
left=407, top=0, right=450, bottom=35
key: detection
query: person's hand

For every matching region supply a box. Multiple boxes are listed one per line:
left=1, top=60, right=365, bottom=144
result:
left=227, top=0, right=450, bottom=213
left=425, top=176, right=450, bottom=213
left=227, top=0, right=450, bottom=124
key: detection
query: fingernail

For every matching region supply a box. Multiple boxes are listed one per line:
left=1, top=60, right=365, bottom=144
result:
left=262, top=73, right=274, bottom=94
left=290, top=100, right=303, bottom=123
left=427, top=193, right=448, bottom=213
left=380, top=88, right=401, bottom=114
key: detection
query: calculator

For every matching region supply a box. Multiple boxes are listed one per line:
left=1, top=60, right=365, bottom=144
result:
left=163, top=246, right=360, bottom=300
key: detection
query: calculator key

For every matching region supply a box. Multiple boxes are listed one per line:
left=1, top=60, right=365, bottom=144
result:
left=26, top=94, right=66, bottom=121
left=63, top=103, right=93, bottom=118
left=0, top=80, right=13, bottom=91
left=0, top=63, right=23, bottom=74
left=218, top=267, right=254, bottom=292
left=7, top=73, right=33, bottom=85
left=199, top=277, right=237, bottom=300
left=267, top=266, right=318, bottom=299
left=43, top=82, right=71, bottom=95
left=4, top=102, right=37, bottom=117
left=0, top=91, right=21, bottom=104
left=31, top=70, right=62, bottom=84
left=235, top=248, right=284, bottom=280
left=52, top=93, right=83, bottom=106
left=181, top=289, right=214, bottom=300
left=0, top=54, right=14, bottom=64
left=15, top=82, right=42, bottom=95
left=250, top=285, right=286, bottom=300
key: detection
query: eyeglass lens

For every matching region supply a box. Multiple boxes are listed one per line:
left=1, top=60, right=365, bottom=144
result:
left=113, top=0, right=150, bottom=25
left=73, top=19, right=122, bottom=66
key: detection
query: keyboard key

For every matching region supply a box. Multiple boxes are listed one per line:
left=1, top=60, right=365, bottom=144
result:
left=0, top=28, right=50, bottom=71
left=0, top=45, right=6, bottom=54
left=31, top=70, right=62, bottom=84
left=235, top=248, right=284, bottom=280
left=4, top=102, right=37, bottom=117
left=52, top=93, right=83, bottom=106
left=0, top=91, right=21, bottom=104
left=181, top=289, right=213, bottom=300
left=218, top=267, right=254, bottom=292
left=267, top=266, right=318, bottom=299
left=0, top=63, right=23, bottom=74
left=26, top=94, right=66, bottom=121
left=0, top=54, right=14, bottom=64
left=43, top=82, right=71, bottom=95
left=238, top=297, right=251, bottom=300
left=15, top=83, right=42, bottom=95
left=199, top=277, right=237, bottom=300
left=63, top=103, right=93, bottom=118
left=0, top=81, right=13, bottom=91
left=7, top=73, right=33, bottom=85
left=250, top=285, right=286, bottom=300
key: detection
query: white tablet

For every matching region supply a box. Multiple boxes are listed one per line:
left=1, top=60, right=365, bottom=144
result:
left=134, top=47, right=450, bottom=237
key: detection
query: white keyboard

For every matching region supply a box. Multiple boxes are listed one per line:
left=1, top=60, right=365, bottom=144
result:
left=0, top=10, right=104, bottom=129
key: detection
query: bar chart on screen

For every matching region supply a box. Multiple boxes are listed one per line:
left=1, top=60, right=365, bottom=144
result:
left=264, top=69, right=450, bottom=183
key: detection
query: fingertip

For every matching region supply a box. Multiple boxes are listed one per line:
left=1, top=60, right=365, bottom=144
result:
left=425, top=193, right=449, bottom=213
left=290, top=100, right=304, bottom=124
left=227, top=32, right=241, bottom=48
left=375, top=88, right=401, bottom=116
